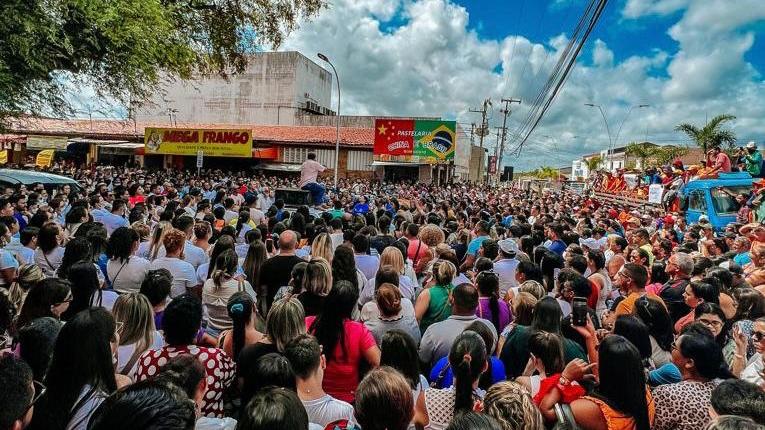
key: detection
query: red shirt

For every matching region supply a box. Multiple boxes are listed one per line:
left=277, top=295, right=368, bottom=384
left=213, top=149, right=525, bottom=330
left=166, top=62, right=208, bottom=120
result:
left=135, top=345, right=235, bottom=417
left=306, top=316, right=377, bottom=403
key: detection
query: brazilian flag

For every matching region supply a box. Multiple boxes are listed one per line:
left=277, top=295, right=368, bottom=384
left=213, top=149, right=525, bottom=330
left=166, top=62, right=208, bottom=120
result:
left=413, top=120, right=456, bottom=161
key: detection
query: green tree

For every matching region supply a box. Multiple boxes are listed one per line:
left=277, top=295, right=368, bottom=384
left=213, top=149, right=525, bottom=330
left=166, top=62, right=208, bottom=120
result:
left=625, top=142, right=658, bottom=169
left=535, top=166, right=559, bottom=180
left=0, top=0, right=325, bottom=124
left=654, top=145, right=689, bottom=166
left=675, top=114, right=737, bottom=154
left=584, top=155, right=602, bottom=173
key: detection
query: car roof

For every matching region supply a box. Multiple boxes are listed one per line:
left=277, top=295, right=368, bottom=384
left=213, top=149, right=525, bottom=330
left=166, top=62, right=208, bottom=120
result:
left=0, top=169, right=79, bottom=186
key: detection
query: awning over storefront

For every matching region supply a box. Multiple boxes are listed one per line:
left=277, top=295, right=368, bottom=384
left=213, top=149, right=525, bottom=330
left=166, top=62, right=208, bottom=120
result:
left=253, top=162, right=302, bottom=172
left=99, top=143, right=144, bottom=155
left=371, top=161, right=428, bottom=167
left=26, top=135, right=68, bottom=150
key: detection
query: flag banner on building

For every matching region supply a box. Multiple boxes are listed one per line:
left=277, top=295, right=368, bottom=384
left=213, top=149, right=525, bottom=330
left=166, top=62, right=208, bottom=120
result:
left=488, top=155, right=497, bottom=174
left=35, top=149, right=54, bottom=167
left=144, top=128, right=253, bottom=158
left=374, top=119, right=456, bottom=164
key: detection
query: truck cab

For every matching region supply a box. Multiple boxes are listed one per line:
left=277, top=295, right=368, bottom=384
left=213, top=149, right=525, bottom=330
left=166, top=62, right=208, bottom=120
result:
left=681, top=172, right=753, bottom=231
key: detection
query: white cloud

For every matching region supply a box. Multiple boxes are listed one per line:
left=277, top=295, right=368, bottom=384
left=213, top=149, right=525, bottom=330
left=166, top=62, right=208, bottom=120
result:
left=280, top=0, right=765, bottom=170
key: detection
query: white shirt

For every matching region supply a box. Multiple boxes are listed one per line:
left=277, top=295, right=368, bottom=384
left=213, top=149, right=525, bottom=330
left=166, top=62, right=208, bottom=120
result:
left=35, top=246, right=65, bottom=277
left=354, top=254, right=380, bottom=281
left=494, top=258, right=519, bottom=296
left=358, top=275, right=416, bottom=306
left=156, top=241, right=208, bottom=270
left=4, top=241, right=34, bottom=265
left=301, top=394, right=354, bottom=428
left=107, top=257, right=151, bottom=294
left=149, top=257, right=198, bottom=297
left=741, top=353, right=764, bottom=386
left=100, top=211, right=129, bottom=235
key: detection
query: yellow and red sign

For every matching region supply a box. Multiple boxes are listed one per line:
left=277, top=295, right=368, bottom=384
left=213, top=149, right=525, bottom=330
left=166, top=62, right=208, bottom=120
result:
left=144, top=128, right=253, bottom=158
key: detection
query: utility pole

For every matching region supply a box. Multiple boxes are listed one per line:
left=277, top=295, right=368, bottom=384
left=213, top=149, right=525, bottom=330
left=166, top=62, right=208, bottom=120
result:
left=470, top=98, right=492, bottom=183
left=498, top=98, right=521, bottom=179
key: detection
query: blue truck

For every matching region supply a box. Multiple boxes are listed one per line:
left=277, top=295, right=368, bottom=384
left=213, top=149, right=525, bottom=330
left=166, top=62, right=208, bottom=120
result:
left=680, top=172, right=754, bottom=231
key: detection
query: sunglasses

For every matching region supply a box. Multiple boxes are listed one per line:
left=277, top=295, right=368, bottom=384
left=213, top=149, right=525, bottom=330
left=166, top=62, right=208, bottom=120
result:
left=753, top=331, right=765, bottom=342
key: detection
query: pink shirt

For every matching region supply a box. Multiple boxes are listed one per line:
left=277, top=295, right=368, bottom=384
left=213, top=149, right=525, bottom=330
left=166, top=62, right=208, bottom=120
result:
left=305, top=316, right=377, bottom=403
left=713, top=153, right=731, bottom=172
left=299, top=160, right=326, bottom=187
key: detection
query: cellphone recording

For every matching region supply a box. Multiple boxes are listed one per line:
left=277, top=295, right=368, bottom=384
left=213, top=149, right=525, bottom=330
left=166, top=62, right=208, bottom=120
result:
left=572, top=297, right=588, bottom=327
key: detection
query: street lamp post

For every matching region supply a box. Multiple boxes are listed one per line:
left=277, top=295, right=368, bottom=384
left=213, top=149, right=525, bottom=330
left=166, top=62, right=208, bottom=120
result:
left=318, top=53, right=341, bottom=191
left=613, top=104, right=650, bottom=148
left=585, top=103, right=613, bottom=170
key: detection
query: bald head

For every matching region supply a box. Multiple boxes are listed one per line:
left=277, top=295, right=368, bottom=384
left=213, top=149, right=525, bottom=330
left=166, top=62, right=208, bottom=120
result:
left=279, top=230, right=298, bottom=252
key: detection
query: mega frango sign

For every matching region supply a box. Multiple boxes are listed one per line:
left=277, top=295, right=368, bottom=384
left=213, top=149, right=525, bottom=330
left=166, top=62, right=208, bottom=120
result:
left=144, top=128, right=253, bottom=157
left=373, top=119, right=457, bottom=163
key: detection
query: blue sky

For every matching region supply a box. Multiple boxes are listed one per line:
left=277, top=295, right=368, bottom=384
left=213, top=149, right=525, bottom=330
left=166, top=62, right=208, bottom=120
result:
left=282, top=0, right=765, bottom=169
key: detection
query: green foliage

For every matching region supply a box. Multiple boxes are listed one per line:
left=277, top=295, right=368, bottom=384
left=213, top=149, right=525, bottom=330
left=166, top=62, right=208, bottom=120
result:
left=0, top=0, right=325, bottom=124
left=675, top=114, right=737, bottom=153
left=624, top=142, right=658, bottom=168
left=654, top=145, right=689, bottom=166
left=584, top=155, right=602, bottom=172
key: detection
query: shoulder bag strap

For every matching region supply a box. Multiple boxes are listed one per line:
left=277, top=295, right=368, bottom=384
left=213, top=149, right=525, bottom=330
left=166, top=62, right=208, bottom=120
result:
left=119, top=346, right=144, bottom=376
left=430, top=362, right=451, bottom=388
left=110, top=260, right=128, bottom=288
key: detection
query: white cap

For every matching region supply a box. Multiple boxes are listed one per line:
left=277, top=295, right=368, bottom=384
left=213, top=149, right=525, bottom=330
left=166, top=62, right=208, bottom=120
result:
left=498, top=239, right=518, bottom=256
left=579, top=237, right=600, bottom=250
left=747, top=141, right=757, bottom=149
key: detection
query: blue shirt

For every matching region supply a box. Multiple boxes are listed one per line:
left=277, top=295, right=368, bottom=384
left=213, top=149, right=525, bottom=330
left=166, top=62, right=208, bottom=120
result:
left=546, top=239, right=567, bottom=256
left=735, top=252, right=752, bottom=266
left=100, top=211, right=129, bottom=235
left=429, top=355, right=506, bottom=388
left=467, top=235, right=489, bottom=257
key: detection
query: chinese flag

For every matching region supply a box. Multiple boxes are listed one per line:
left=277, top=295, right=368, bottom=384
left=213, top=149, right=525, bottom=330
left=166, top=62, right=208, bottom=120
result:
left=374, top=119, right=414, bottom=156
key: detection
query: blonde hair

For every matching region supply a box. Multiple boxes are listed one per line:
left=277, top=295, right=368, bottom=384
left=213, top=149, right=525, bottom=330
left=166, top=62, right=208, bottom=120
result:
left=112, top=293, right=156, bottom=356
left=431, top=259, right=457, bottom=286
left=484, top=381, right=544, bottom=430
left=302, top=257, right=332, bottom=297
left=512, top=292, right=538, bottom=326
left=131, top=221, right=151, bottom=242
left=266, top=297, right=306, bottom=352
left=380, top=247, right=405, bottom=275
left=519, top=280, right=546, bottom=300
left=7, top=264, right=44, bottom=311
left=311, top=233, right=334, bottom=265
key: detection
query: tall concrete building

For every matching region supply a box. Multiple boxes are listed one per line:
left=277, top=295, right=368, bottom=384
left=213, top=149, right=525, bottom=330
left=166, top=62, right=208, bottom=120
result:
left=135, top=51, right=335, bottom=126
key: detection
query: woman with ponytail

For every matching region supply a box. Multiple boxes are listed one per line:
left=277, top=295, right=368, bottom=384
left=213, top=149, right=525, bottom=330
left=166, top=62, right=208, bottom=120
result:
left=202, top=249, right=256, bottom=333
left=475, top=270, right=511, bottom=333
left=218, top=292, right=263, bottom=361
left=413, top=331, right=488, bottom=430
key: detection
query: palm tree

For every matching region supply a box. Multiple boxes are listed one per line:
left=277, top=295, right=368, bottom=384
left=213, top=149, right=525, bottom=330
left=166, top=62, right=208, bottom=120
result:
left=535, top=166, right=558, bottom=180
left=625, top=142, right=658, bottom=169
left=655, top=145, right=689, bottom=165
left=584, top=155, right=602, bottom=173
left=675, top=114, right=737, bottom=153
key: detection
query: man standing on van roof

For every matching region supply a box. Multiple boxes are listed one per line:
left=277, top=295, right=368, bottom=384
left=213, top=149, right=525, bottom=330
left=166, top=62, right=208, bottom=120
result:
left=300, top=153, right=326, bottom=207
left=741, top=141, right=762, bottom=177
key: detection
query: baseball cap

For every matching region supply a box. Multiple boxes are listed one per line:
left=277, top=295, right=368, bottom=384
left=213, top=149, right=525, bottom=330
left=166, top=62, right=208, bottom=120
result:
left=498, top=239, right=518, bottom=256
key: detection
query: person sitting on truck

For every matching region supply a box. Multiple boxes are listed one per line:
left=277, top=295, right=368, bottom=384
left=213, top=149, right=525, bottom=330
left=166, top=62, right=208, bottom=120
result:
left=707, top=146, right=732, bottom=174
left=299, top=153, right=327, bottom=207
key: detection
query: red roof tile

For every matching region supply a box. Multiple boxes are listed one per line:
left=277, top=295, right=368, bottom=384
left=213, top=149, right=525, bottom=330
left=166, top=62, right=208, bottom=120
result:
left=6, top=117, right=374, bottom=148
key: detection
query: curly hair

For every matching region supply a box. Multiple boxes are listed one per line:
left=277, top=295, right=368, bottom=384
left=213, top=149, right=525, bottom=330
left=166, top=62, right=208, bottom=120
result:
left=419, top=224, right=445, bottom=247
left=484, top=381, right=544, bottom=430
left=162, top=229, right=187, bottom=255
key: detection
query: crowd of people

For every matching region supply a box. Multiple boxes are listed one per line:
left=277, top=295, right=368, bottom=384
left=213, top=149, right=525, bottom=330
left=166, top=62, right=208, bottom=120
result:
left=1, top=157, right=765, bottom=430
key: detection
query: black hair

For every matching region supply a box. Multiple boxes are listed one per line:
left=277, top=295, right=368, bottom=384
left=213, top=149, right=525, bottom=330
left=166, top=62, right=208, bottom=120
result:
left=516, top=261, right=543, bottom=283
left=106, top=227, right=139, bottom=262
left=380, top=330, right=421, bottom=389
left=331, top=245, right=359, bottom=290
left=37, top=223, right=61, bottom=254
left=154, top=354, right=206, bottom=400
left=613, top=315, right=653, bottom=362
left=587, top=249, right=606, bottom=271
left=227, top=292, right=254, bottom=362
left=140, top=269, right=172, bottom=307
left=56, top=236, right=92, bottom=279
left=308, top=280, right=358, bottom=363
left=650, top=261, right=670, bottom=285
left=634, top=296, right=674, bottom=352
left=449, top=331, right=487, bottom=414
left=17, top=317, right=62, bottom=381
left=19, top=226, right=39, bottom=246
left=239, top=386, right=308, bottom=430
left=689, top=281, right=720, bottom=304
left=352, top=234, right=370, bottom=254
left=711, top=379, right=765, bottom=424
left=475, top=271, right=501, bottom=332
left=32, top=308, right=117, bottom=430
left=566, top=254, right=588, bottom=275
left=87, top=380, right=196, bottom=430
left=0, top=355, right=33, bottom=430
left=528, top=330, right=565, bottom=375
left=283, top=334, right=322, bottom=380
left=240, top=353, right=296, bottom=410
left=678, top=323, right=734, bottom=380
left=16, top=278, right=71, bottom=329
left=162, top=294, right=203, bottom=346
left=62, top=262, right=102, bottom=321
left=592, top=335, right=650, bottom=430
left=531, top=296, right=562, bottom=334
left=207, top=235, right=235, bottom=279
